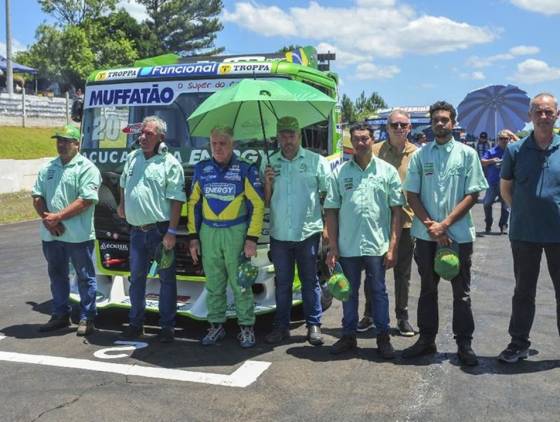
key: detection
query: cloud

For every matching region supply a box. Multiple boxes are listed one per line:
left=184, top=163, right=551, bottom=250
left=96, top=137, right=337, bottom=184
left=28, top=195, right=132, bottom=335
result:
left=223, top=1, right=495, bottom=59
left=460, top=71, right=486, bottom=80
left=467, top=45, right=540, bottom=68
left=316, top=42, right=372, bottom=67
left=355, top=62, right=400, bottom=80
left=510, top=0, right=560, bottom=15
left=0, top=39, right=26, bottom=57
left=510, top=59, right=560, bottom=84
left=117, top=0, right=149, bottom=22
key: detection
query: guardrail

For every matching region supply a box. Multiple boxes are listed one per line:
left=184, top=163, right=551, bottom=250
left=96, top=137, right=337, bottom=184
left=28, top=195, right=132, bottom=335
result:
left=0, top=91, right=72, bottom=127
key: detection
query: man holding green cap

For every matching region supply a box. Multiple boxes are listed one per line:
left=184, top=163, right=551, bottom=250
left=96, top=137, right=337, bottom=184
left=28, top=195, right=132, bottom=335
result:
left=32, top=124, right=101, bottom=336
left=403, top=101, right=488, bottom=366
left=262, top=116, right=332, bottom=346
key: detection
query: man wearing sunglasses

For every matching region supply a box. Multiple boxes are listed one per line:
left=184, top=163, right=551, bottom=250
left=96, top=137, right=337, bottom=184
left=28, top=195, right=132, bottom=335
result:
left=481, top=129, right=515, bottom=234
left=356, top=110, right=417, bottom=337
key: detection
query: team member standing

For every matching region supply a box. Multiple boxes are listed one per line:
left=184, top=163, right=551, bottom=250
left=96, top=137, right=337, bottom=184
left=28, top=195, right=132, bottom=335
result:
left=32, top=125, right=101, bottom=336
left=262, top=116, right=332, bottom=346
left=358, top=110, right=417, bottom=336
left=402, top=101, right=488, bottom=366
left=498, top=93, right=560, bottom=363
left=325, top=122, right=403, bottom=358
left=118, top=115, right=185, bottom=343
left=188, top=126, right=264, bottom=348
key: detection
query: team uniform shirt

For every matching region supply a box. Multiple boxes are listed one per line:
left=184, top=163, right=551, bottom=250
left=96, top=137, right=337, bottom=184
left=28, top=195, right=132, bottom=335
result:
left=404, top=139, right=488, bottom=243
left=32, top=153, right=101, bottom=243
left=119, top=149, right=186, bottom=226
left=372, top=140, right=417, bottom=228
left=187, top=155, right=264, bottom=241
left=482, top=145, right=506, bottom=186
left=261, top=147, right=332, bottom=242
left=500, top=132, right=560, bottom=243
left=325, top=155, right=404, bottom=257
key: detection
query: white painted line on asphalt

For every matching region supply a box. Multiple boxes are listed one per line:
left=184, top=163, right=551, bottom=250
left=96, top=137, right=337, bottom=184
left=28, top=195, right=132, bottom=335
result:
left=93, top=341, right=149, bottom=359
left=0, top=351, right=271, bottom=388
left=0, top=335, right=6, bottom=341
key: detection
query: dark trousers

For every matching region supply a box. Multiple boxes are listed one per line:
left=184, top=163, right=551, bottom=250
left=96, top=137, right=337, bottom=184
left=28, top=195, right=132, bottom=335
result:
left=414, top=239, right=474, bottom=344
left=483, top=183, right=510, bottom=229
left=509, top=241, right=560, bottom=348
left=363, top=228, right=414, bottom=320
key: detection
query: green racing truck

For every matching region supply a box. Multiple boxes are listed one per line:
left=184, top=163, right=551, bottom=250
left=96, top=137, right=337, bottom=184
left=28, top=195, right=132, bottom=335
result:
left=71, top=46, right=342, bottom=321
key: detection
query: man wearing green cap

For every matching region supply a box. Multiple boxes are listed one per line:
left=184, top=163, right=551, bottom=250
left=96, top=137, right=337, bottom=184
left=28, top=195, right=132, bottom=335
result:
left=32, top=124, right=101, bottom=336
left=262, top=116, right=332, bottom=346
left=403, top=101, right=488, bottom=366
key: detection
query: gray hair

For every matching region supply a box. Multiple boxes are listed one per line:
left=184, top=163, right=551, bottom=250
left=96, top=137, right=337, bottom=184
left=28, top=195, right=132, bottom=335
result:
left=210, top=126, right=234, bottom=139
left=142, top=115, right=167, bottom=136
left=387, top=109, right=411, bottom=123
left=497, top=129, right=511, bottom=138
left=530, top=92, right=558, bottom=111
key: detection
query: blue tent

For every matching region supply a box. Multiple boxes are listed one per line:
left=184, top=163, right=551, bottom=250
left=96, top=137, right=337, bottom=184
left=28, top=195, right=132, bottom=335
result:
left=0, top=55, right=37, bottom=75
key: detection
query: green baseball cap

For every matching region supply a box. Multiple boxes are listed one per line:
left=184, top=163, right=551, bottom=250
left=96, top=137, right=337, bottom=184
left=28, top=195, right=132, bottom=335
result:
left=434, top=246, right=460, bottom=281
left=277, top=116, right=300, bottom=132
left=52, top=124, right=81, bottom=141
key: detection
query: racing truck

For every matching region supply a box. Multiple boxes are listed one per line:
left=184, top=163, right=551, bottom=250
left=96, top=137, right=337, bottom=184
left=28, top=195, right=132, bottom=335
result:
left=71, top=46, right=342, bottom=321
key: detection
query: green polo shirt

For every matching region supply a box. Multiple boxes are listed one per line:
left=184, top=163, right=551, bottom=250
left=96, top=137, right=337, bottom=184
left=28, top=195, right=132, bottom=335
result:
left=404, top=139, right=488, bottom=243
left=261, top=147, right=332, bottom=242
left=120, top=149, right=186, bottom=226
left=325, top=155, right=404, bottom=257
left=32, top=153, right=101, bottom=243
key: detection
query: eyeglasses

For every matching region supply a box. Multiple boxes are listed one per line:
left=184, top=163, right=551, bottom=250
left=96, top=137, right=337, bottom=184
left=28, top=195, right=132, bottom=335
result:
left=389, top=122, right=409, bottom=129
left=498, top=137, right=510, bottom=141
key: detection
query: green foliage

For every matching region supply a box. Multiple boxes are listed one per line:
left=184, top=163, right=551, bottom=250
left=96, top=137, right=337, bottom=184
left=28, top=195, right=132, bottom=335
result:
left=0, top=127, right=60, bottom=159
left=138, top=0, right=224, bottom=56
left=340, top=91, right=387, bottom=123
left=0, top=191, right=38, bottom=225
left=39, top=0, right=118, bottom=26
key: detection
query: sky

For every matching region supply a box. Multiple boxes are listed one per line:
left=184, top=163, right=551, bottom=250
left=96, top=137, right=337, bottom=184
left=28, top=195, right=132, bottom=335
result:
left=2, top=0, right=560, bottom=108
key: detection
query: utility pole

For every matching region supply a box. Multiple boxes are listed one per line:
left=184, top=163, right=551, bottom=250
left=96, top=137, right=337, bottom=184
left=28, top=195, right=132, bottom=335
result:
left=5, top=0, right=14, bottom=95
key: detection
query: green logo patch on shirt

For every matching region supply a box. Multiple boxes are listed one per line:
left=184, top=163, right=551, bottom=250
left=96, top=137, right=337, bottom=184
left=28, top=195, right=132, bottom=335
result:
left=424, top=162, right=434, bottom=175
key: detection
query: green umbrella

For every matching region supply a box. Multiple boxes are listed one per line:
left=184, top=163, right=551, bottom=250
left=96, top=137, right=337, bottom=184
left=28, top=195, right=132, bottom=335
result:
left=187, top=78, right=336, bottom=146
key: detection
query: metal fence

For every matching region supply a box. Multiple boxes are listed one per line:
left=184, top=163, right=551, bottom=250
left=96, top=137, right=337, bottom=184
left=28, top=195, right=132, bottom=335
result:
left=0, top=91, right=72, bottom=127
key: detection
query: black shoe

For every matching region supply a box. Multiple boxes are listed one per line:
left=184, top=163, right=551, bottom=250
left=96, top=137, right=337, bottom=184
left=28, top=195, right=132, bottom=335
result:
left=402, top=337, right=437, bottom=358
left=307, top=325, right=323, bottom=346
left=485, top=225, right=492, bottom=234
left=457, top=343, right=479, bottom=366
left=120, top=324, right=144, bottom=339
left=397, top=319, right=416, bottom=337
left=158, top=327, right=174, bottom=343
left=356, top=316, right=374, bottom=333
left=330, top=335, right=357, bottom=355
left=76, top=319, right=95, bottom=336
left=265, top=327, right=290, bottom=344
left=498, top=343, right=529, bottom=363
left=499, top=224, right=508, bottom=234
left=377, top=333, right=395, bottom=359
left=39, top=315, right=71, bottom=332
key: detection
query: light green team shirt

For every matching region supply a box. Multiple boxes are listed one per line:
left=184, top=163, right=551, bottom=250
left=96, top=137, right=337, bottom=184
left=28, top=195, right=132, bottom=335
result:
left=120, top=149, right=186, bottom=226
left=404, top=139, right=489, bottom=243
left=325, top=155, right=404, bottom=257
left=261, top=147, right=332, bottom=242
left=32, top=153, right=101, bottom=243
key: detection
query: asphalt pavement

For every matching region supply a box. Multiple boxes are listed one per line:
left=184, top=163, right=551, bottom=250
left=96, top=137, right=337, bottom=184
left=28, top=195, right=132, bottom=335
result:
left=1, top=203, right=559, bottom=422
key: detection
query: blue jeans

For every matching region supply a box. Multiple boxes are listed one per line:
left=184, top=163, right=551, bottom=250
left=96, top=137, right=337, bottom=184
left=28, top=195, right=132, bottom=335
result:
left=129, top=222, right=176, bottom=329
left=42, top=240, right=96, bottom=320
left=483, top=183, right=510, bottom=228
left=270, top=234, right=322, bottom=328
left=339, top=256, right=389, bottom=335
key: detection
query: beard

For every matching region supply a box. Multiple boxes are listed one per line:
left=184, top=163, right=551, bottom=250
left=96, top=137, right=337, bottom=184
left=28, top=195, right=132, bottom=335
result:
left=434, top=127, right=452, bottom=138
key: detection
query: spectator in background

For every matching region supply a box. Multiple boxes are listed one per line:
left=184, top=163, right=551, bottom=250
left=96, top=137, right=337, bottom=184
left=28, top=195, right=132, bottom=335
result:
left=476, top=132, right=491, bottom=159
left=415, top=132, right=428, bottom=148
left=481, top=129, right=516, bottom=234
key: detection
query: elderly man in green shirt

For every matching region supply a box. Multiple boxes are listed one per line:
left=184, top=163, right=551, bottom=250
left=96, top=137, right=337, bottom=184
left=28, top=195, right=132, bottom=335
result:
left=262, top=116, right=332, bottom=346
left=118, top=115, right=186, bottom=343
left=32, top=124, right=101, bottom=336
left=402, top=101, right=488, bottom=366
left=325, top=122, right=404, bottom=358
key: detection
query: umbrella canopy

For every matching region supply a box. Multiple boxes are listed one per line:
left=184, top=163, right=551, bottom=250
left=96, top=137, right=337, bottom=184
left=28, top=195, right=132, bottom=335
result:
left=457, top=84, right=530, bottom=138
left=187, top=78, right=336, bottom=141
left=0, top=55, right=37, bottom=75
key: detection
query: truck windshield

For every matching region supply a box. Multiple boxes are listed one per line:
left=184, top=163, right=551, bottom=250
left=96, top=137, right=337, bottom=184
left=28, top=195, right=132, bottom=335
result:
left=81, top=91, right=213, bottom=150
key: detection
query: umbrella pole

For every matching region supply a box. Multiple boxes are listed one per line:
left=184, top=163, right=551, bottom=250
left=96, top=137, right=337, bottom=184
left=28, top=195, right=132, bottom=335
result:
left=257, top=100, right=270, bottom=164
